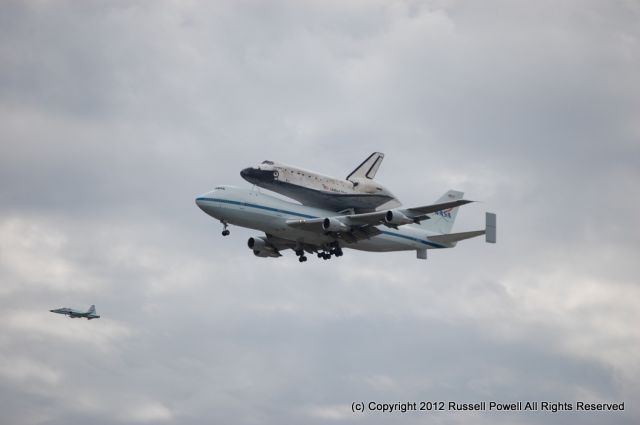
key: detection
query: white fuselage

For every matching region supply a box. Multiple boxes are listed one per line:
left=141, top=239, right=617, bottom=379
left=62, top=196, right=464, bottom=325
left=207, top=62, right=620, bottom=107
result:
left=196, top=186, right=449, bottom=253
left=240, top=161, right=400, bottom=212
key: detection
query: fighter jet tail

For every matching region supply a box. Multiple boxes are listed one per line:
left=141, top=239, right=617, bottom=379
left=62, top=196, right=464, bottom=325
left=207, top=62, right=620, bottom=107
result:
left=346, top=152, right=384, bottom=181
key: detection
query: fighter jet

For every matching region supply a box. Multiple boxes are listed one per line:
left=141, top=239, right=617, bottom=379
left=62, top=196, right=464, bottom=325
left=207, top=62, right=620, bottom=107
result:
left=240, top=152, right=401, bottom=213
left=50, top=305, right=100, bottom=320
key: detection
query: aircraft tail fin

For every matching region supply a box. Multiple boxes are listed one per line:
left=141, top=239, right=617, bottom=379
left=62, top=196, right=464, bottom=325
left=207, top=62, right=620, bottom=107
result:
left=418, top=190, right=464, bottom=234
left=88, top=305, right=96, bottom=314
left=346, top=152, right=384, bottom=181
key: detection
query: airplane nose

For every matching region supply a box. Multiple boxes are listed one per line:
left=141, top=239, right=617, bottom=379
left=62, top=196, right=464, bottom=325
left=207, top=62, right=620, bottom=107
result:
left=195, top=196, right=206, bottom=211
left=195, top=192, right=211, bottom=212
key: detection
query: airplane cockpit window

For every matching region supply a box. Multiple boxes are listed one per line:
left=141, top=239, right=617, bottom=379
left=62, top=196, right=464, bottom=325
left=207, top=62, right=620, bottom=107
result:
left=261, top=160, right=274, bottom=165
left=214, top=186, right=226, bottom=190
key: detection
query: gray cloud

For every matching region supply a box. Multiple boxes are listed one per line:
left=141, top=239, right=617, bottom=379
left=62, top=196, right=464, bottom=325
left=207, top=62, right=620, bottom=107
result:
left=1, top=0, right=639, bottom=424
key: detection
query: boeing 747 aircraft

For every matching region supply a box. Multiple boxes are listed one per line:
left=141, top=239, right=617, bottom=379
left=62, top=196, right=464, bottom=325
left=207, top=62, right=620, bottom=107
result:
left=196, top=186, right=495, bottom=262
left=50, top=305, right=100, bottom=320
left=240, top=152, right=401, bottom=212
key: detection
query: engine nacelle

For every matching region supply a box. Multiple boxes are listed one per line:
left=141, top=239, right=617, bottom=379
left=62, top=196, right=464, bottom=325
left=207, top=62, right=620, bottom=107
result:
left=252, top=249, right=280, bottom=258
left=248, top=236, right=267, bottom=250
left=247, top=237, right=280, bottom=257
left=322, top=217, right=350, bottom=232
left=385, top=210, right=414, bottom=226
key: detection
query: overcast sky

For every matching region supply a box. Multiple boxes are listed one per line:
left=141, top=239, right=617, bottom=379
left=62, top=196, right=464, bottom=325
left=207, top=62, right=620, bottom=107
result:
left=1, top=1, right=639, bottom=424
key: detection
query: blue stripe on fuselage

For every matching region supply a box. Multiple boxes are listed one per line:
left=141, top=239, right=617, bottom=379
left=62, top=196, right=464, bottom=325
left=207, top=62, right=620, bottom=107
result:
left=196, top=197, right=445, bottom=248
left=197, top=197, right=317, bottom=219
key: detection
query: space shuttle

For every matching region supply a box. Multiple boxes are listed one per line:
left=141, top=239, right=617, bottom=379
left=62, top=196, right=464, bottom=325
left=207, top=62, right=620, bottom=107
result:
left=240, top=152, right=401, bottom=212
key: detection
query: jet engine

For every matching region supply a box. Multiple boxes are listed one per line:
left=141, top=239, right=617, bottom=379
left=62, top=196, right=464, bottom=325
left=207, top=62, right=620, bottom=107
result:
left=247, top=237, right=280, bottom=257
left=385, top=210, right=414, bottom=226
left=322, top=217, right=350, bottom=232
left=252, top=249, right=280, bottom=258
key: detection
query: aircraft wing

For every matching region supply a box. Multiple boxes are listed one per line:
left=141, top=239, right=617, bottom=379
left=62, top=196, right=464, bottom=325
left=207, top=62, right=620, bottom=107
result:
left=286, top=219, right=325, bottom=232
left=288, top=199, right=471, bottom=227
left=286, top=218, right=382, bottom=242
left=286, top=199, right=472, bottom=241
left=407, top=199, right=474, bottom=221
left=259, top=233, right=357, bottom=253
left=349, top=199, right=473, bottom=225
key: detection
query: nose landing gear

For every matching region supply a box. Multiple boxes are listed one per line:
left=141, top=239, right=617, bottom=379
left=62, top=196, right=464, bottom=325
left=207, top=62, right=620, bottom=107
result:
left=220, top=220, right=230, bottom=236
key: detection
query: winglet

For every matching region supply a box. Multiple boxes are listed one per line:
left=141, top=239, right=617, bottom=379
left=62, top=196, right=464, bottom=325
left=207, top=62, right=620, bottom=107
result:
left=346, top=152, right=384, bottom=181
left=485, top=212, right=496, bottom=243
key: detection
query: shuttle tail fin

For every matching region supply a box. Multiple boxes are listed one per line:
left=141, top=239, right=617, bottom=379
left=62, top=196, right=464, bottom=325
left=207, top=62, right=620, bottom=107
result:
left=418, top=190, right=464, bottom=234
left=346, top=152, right=384, bottom=181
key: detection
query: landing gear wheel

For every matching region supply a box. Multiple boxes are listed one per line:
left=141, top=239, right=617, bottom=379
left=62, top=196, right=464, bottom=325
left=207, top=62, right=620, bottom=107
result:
left=220, top=220, right=230, bottom=236
left=296, top=248, right=307, bottom=262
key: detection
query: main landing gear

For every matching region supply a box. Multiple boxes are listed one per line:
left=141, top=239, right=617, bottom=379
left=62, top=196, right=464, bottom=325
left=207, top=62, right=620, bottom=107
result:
left=315, top=244, right=343, bottom=261
left=296, top=243, right=342, bottom=263
left=220, top=220, right=230, bottom=236
left=296, top=250, right=308, bottom=262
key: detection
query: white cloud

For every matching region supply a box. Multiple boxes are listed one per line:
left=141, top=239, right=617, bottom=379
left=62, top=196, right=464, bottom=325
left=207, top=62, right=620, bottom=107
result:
left=119, top=401, right=174, bottom=423
left=0, top=356, right=61, bottom=386
left=0, top=218, right=95, bottom=294
left=305, top=404, right=355, bottom=421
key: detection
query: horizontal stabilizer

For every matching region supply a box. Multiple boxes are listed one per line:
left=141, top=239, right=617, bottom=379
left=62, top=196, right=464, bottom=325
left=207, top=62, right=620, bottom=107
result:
left=428, top=213, right=496, bottom=245
left=428, top=230, right=485, bottom=245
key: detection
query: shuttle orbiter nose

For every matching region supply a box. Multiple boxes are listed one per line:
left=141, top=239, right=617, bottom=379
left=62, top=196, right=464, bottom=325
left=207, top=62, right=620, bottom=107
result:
left=240, top=167, right=276, bottom=185
left=240, top=167, right=252, bottom=180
